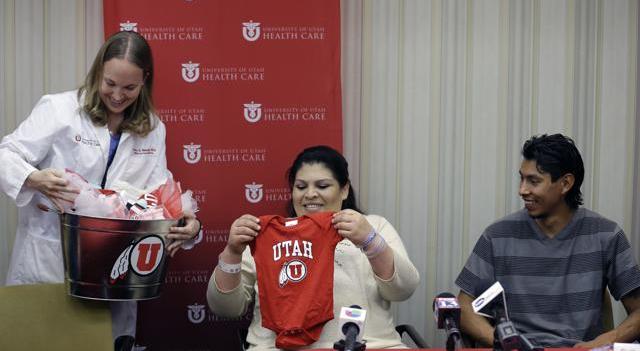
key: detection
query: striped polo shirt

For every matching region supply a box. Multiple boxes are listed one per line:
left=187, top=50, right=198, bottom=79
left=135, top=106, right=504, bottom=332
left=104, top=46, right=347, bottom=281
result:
left=456, top=208, right=640, bottom=347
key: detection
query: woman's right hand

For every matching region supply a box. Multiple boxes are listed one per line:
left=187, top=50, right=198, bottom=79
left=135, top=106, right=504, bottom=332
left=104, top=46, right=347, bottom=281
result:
left=214, top=215, right=260, bottom=292
left=25, top=168, right=79, bottom=211
left=224, top=214, right=260, bottom=257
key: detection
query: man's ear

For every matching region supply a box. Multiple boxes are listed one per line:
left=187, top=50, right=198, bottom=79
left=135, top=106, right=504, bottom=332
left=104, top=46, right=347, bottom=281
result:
left=560, top=173, right=575, bottom=195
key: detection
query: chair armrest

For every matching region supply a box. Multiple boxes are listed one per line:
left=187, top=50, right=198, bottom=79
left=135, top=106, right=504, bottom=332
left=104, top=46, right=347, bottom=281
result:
left=395, top=324, right=429, bottom=348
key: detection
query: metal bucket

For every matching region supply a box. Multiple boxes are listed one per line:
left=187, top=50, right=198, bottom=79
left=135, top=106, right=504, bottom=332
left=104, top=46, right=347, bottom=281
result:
left=60, top=213, right=178, bottom=301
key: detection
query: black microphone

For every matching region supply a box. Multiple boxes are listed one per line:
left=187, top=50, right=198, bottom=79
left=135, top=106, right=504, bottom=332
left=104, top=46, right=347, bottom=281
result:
left=333, top=305, right=366, bottom=351
left=494, top=319, right=521, bottom=351
left=519, top=333, right=544, bottom=351
left=432, top=292, right=463, bottom=351
left=472, top=281, right=517, bottom=351
left=343, top=324, right=359, bottom=351
left=491, top=294, right=508, bottom=324
left=472, top=281, right=543, bottom=351
left=494, top=318, right=542, bottom=351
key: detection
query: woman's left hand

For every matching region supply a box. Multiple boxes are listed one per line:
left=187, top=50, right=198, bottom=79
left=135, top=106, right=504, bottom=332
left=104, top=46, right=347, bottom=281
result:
left=166, top=212, right=200, bottom=257
left=332, top=209, right=373, bottom=246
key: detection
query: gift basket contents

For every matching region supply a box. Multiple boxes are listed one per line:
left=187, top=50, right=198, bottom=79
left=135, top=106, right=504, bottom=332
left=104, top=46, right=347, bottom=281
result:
left=56, top=169, right=198, bottom=301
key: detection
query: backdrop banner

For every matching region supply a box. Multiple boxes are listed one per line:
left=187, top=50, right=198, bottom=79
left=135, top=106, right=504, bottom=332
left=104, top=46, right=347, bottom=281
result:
left=104, top=1, right=342, bottom=349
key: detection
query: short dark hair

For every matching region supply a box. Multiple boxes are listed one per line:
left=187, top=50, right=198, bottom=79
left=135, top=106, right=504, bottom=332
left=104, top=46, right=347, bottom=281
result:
left=521, top=134, right=584, bottom=209
left=286, top=145, right=362, bottom=216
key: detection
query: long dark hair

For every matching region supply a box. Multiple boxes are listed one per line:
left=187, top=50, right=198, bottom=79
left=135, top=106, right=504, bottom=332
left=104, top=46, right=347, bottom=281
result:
left=78, top=31, right=155, bottom=136
left=286, top=145, right=362, bottom=216
left=522, top=134, right=585, bottom=209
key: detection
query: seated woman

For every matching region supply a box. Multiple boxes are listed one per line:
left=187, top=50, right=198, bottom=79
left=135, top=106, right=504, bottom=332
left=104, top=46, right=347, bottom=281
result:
left=207, top=145, right=420, bottom=350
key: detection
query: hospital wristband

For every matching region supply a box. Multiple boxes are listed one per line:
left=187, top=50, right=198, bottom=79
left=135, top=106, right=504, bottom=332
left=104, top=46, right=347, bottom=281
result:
left=217, top=255, right=241, bottom=274
left=358, top=230, right=378, bottom=251
left=364, top=235, right=387, bottom=259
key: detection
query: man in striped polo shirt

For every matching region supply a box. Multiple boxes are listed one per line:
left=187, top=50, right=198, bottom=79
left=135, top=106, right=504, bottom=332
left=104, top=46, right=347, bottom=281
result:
left=456, top=134, right=640, bottom=348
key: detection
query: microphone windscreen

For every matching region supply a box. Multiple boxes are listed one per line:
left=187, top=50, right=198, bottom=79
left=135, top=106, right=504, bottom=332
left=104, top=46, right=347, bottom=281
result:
left=338, top=306, right=367, bottom=342
left=433, top=292, right=461, bottom=329
left=471, top=281, right=506, bottom=319
left=432, top=292, right=456, bottom=311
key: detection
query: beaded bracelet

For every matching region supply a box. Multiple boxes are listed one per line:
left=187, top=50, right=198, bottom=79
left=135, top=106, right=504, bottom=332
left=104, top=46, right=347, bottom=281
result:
left=358, top=230, right=378, bottom=251
left=364, top=235, right=387, bottom=259
left=217, top=255, right=241, bottom=274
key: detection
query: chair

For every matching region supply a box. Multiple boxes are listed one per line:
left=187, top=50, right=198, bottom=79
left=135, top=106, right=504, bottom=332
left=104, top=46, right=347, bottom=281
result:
left=395, top=324, right=429, bottom=348
left=0, top=283, right=113, bottom=351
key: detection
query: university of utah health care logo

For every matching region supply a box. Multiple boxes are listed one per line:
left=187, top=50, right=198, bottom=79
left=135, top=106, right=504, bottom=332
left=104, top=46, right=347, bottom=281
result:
left=119, top=20, right=138, bottom=32
left=187, top=303, right=206, bottom=324
left=243, top=101, right=262, bottom=123
left=245, top=182, right=263, bottom=203
left=181, top=61, right=200, bottom=83
left=109, top=235, right=164, bottom=284
left=242, top=21, right=261, bottom=41
left=183, top=142, right=202, bottom=164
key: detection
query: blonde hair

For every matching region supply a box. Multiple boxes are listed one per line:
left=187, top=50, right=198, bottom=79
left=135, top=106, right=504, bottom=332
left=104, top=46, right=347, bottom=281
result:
left=78, top=31, right=156, bottom=136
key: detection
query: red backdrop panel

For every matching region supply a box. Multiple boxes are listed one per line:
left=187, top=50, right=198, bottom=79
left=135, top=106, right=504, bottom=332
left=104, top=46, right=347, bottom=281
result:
left=104, top=1, right=341, bottom=349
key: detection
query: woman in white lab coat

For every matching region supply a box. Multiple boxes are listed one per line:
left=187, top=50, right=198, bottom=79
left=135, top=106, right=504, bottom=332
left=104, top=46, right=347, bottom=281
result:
left=0, top=31, right=199, bottom=350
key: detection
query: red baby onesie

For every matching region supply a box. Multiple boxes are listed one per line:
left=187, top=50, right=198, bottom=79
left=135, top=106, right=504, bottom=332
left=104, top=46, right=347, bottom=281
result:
left=250, top=211, right=342, bottom=349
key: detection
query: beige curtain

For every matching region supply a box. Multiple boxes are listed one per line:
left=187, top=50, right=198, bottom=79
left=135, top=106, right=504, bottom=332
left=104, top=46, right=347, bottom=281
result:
left=2, top=0, right=639, bottom=347
left=342, top=0, right=639, bottom=346
left=0, top=0, right=103, bottom=283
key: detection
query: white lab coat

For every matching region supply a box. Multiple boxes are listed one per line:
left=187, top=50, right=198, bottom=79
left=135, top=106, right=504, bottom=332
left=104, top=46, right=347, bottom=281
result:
left=0, top=90, right=170, bottom=284
left=0, top=90, right=170, bottom=337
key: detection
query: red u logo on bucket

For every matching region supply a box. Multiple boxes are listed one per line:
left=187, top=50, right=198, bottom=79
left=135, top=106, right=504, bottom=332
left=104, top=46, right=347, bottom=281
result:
left=110, top=244, right=133, bottom=284
left=131, top=235, right=165, bottom=276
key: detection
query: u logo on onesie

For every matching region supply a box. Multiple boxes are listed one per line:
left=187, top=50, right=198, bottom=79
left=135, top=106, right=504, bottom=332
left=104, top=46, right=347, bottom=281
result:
left=278, top=259, right=307, bottom=287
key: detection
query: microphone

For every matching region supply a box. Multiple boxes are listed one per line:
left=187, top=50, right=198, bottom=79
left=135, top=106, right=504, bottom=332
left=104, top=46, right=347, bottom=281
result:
left=472, top=281, right=516, bottom=351
left=494, top=319, right=521, bottom=351
left=433, top=292, right=462, bottom=351
left=335, top=305, right=367, bottom=351
left=471, top=281, right=542, bottom=351
left=471, top=281, right=508, bottom=321
left=494, top=320, right=543, bottom=351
